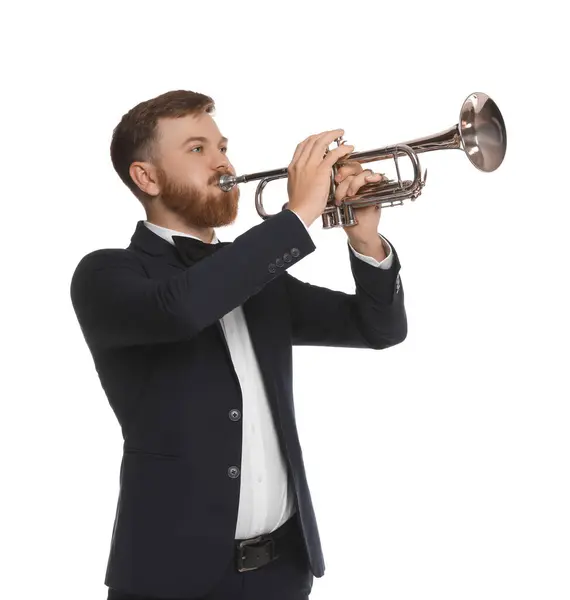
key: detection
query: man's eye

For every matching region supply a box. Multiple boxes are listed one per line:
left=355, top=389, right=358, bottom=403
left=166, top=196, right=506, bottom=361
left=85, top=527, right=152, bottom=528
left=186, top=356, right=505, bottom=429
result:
left=189, top=146, right=227, bottom=154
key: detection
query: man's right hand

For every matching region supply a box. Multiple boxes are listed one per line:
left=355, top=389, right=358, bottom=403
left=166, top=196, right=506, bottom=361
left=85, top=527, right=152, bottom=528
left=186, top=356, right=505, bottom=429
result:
left=286, top=129, right=354, bottom=228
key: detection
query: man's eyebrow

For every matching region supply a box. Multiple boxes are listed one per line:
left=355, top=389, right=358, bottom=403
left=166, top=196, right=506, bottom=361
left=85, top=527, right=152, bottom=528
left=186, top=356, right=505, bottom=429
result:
left=181, top=136, right=228, bottom=147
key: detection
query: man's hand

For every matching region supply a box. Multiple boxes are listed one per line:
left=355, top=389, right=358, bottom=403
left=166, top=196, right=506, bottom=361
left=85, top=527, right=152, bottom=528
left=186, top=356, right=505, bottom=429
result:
left=333, top=161, right=388, bottom=248
left=286, top=129, right=354, bottom=228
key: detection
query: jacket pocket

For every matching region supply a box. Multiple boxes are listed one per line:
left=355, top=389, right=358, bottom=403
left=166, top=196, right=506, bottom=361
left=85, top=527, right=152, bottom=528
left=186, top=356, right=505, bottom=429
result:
left=124, top=448, right=181, bottom=459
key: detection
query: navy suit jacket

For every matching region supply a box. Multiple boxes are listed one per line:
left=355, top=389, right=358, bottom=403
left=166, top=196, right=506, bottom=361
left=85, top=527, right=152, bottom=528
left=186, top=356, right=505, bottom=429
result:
left=69, top=208, right=407, bottom=598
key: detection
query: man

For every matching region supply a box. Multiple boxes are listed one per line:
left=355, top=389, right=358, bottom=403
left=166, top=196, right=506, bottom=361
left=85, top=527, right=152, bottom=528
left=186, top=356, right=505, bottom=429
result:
left=70, top=90, right=407, bottom=600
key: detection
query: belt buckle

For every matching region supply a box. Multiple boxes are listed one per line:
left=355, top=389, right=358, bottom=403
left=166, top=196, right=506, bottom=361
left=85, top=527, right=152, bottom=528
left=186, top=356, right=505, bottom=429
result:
left=236, top=535, right=276, bottom=573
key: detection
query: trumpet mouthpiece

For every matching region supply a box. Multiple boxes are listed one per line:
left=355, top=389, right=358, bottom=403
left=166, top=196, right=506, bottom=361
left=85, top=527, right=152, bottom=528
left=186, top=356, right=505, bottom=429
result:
left=218, top=174, right=237, bottom=192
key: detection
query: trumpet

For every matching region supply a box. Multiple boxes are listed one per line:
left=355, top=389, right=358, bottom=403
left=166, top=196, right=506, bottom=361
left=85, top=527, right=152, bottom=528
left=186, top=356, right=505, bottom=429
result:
left=218, top=92, right=507, bottom=229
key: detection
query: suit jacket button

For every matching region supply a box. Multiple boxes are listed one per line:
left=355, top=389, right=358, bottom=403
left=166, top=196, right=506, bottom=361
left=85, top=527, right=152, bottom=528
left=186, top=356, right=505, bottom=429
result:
left=228, top=466, right=240, bottom=478
left=229, top=409, right=241, bottom=421
left=291, top=248, right=300, bottom=258
left=283, top=253, right=292, bottom=263
left=268, top=263, right=276, bottom=273
left=275, top=258, right=284, bottom=267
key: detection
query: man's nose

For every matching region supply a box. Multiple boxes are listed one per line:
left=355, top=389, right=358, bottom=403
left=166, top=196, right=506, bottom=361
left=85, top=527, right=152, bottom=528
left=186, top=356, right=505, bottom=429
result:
left=213, top=151, right=232, bottom=169
left=215, top=158, right=234, bottom=175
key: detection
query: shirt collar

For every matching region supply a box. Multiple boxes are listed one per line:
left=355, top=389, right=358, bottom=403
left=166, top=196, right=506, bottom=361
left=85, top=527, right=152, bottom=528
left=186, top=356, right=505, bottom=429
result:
left=143, top=220, right=220, bottom=246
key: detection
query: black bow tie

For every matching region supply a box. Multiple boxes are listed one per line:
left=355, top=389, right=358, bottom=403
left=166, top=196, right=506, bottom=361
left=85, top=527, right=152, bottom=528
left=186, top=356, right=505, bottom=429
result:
left=172, top=235, right=231, bottom=265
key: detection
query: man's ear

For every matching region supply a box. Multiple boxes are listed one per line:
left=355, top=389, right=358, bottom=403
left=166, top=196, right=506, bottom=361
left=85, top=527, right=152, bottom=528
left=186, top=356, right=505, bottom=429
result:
left=130, top=161, right=160, bottom=197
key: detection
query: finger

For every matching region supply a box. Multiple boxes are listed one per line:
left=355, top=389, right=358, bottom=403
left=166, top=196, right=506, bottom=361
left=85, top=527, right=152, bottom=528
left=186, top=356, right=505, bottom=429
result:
left=290, top=140, right=307, bottom=164
left=290, top=133, right=319, bottom=167
left=364, top=169, right=387, bottom=180
left=334, top=161, right=362, bottom=183
left=334, top=174, right=356, bottom=203
left=347, top=170, right=381, bottom=197
left=293, top=130, right=341, bottom=169
left=360, top=169, right=386, bottom=185
left=365, top=171, right=388, bottom=186
left=334, top=171, right=378, bottom=204
left=321, top=143, right=354, bottom=171
left=307, top=129, right=346, bottom=165
left=335, top=169, right=385, bottom=202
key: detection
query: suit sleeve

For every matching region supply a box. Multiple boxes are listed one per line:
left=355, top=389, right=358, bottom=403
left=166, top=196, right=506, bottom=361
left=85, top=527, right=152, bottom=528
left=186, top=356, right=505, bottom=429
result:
left=349, top=234, right=393, bottom=269
left=283, top=235, right=407, bottom=350
left=70, top=209, right=316, bottom=349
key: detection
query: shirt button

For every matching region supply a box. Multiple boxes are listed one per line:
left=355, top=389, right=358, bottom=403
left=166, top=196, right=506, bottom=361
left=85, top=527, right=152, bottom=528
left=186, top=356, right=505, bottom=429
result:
left=291, top=248, right=300, bottom=258
left=229, top=409, right=241, bottom=421
left=228, top=466, right=240, bottom=479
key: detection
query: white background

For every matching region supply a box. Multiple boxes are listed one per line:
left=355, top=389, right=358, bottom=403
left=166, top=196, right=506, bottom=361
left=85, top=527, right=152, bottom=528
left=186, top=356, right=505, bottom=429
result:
left=2, top=1, right=568, bottom=599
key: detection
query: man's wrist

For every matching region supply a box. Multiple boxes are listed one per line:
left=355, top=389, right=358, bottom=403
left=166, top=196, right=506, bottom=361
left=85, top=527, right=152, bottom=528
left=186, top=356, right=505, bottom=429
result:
left=288, top=207, right=315, bottom=229
left=347, top=235, right=387, bottom=262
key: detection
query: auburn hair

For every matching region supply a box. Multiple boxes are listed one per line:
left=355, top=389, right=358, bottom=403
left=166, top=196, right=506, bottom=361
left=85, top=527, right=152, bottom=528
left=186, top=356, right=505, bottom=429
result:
left=110, top=90, right=215, bottom=202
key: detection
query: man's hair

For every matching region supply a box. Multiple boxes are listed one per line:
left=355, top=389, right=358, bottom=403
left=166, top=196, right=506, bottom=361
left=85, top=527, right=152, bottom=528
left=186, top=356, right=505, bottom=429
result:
left=110, top=89, right=215, bottom=202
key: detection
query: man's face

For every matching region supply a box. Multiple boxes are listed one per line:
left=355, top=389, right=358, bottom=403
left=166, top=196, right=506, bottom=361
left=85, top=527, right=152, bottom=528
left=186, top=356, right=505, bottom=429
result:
left=151, top=112, right=240, bottom=229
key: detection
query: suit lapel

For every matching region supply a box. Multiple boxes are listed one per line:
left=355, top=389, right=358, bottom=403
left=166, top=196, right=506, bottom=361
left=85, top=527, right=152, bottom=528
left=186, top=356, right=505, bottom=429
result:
left=127, top=220, right=281, bottom=394
left=128, top=219, right=193, bottom=271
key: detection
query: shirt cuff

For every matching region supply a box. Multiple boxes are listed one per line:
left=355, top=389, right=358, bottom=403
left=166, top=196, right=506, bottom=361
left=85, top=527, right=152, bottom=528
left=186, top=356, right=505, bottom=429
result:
left=290, top=210, right=392, bottom=269
left=349, top=234, right=393, bottom=269
left=289, top=209, right=311, bottom=234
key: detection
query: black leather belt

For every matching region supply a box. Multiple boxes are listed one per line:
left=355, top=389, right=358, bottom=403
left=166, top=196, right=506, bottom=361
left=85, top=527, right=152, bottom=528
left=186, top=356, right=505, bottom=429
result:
left=234, top=514, right=300, bottom=573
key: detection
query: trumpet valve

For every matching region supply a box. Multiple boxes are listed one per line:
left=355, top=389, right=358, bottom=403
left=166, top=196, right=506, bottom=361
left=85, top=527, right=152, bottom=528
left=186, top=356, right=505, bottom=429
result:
left=322, top=210, right=338, bottom=229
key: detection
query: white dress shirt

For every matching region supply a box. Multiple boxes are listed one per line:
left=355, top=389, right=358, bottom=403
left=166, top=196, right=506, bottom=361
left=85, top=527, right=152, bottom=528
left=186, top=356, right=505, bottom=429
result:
left=143, top=211, right=394, bottom=539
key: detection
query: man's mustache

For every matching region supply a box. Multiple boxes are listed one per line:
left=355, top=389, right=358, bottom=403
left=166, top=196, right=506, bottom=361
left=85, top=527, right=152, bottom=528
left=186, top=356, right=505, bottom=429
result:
left=211, top=171, right=233, bottom=186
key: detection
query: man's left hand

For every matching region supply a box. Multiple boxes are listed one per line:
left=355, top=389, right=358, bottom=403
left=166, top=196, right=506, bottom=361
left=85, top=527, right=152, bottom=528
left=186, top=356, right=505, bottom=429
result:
left=333, top=161, right=387, bottom=242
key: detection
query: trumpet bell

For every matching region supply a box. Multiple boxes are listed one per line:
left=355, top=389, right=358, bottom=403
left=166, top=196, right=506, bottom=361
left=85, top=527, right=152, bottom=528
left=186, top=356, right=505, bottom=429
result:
left=459, top=92, right=507, bottom=172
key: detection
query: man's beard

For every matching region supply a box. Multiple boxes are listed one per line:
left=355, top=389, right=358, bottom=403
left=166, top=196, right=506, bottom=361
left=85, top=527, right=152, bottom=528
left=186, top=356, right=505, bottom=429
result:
left=155, top=167, right=240, bottom=229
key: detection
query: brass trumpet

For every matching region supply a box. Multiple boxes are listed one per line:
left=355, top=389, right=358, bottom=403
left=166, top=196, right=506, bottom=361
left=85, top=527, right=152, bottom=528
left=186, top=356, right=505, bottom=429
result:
left=218, top=92, right=507, bottom=229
